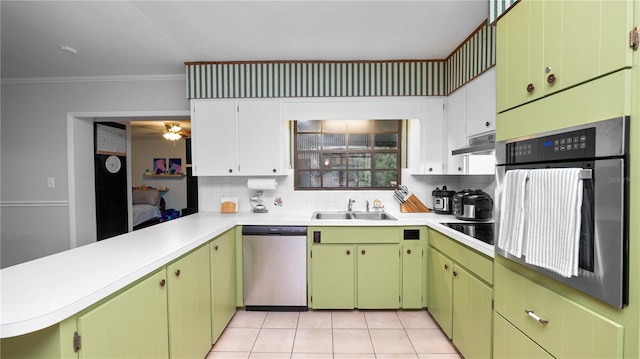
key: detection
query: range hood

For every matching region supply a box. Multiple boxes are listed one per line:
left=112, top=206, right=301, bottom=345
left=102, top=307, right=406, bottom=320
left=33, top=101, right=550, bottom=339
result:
left=452, top=132, right=495, bottom=155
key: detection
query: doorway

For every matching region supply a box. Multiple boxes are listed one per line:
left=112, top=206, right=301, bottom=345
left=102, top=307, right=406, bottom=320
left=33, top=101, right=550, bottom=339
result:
left=67, top=111, right=192, bottom=248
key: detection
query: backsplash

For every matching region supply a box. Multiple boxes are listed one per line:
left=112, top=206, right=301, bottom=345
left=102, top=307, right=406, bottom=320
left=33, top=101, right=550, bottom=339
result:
left=198, top=169, right=495, bottom=214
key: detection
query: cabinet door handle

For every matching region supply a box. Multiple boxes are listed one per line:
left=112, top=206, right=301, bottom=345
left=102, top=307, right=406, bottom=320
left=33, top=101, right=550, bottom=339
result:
left=453, top=271, right=458, bottom=277
left=272, top=168, right=277, bottom=173
left=361, top=250, right=366, bottom=255
left=525, top=310, right=549, bottom=325
left=346, top=250, right=351, bottom=255
left=547, top=74, right=556, bottom=84
left=175, top=269, right=181, bottom=277
left=485, top=121, right=490, bottom=127
left=526, top=83, right=535, bottom=93
left=228, top=168, right=233, bottom=173
left=407, top=249, right=412, bottom=255
left=160, top=279, right=166, bottom=287
left=214, top=245, right=219, bottom=251
left=444, top=264, right=449, bottom=270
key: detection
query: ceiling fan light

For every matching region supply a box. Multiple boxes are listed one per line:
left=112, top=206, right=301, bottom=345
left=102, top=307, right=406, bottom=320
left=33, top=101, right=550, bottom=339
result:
left=162, top=122, right=183, bottom=141
left=163, top=132, right=181, bottom=141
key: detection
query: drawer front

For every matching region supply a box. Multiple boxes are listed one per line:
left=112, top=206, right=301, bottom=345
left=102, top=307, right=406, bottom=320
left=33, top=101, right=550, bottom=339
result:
left=494, top=312, right=553, bottom=359
left=309, top=226, right=400, bottom=244
left=429, top=229, right=493, bottom=284
left=495, top=263, right=623, bottom=358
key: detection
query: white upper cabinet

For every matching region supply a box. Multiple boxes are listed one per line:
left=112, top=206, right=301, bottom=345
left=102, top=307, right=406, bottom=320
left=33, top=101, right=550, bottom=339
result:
left=191, top=99, right=285, bottom=176
left=236, top=100, right=284, bottom=176
left=443, top=68, right=496, bottom=175
left=191, top=99, right=237, bottom=176
left=445, top=87, right=467, bottom=174
left=417, top=98, right=445, bottom=175
left=466, top=68, right=497, bottom=137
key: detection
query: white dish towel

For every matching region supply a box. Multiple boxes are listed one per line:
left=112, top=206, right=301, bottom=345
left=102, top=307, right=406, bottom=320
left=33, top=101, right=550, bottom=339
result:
left=524, top=168, right=584, bottom=278
left=497, top=169, right=530, bottom=258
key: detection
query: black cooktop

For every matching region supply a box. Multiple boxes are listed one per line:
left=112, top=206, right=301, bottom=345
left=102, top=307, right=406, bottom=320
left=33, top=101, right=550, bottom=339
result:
left=441, top=222, right=494, bottom=245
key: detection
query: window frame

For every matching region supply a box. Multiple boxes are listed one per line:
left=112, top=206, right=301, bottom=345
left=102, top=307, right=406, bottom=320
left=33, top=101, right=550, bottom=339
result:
left=293, top=120, right=402, bottom=190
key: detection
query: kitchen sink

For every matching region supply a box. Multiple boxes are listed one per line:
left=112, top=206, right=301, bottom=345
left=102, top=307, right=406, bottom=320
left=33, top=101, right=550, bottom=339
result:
left=312, top=212, right=354, bottom=220
left=311, top=211, right=397, bottom=220
left=351, top=212, right=397, bottom=220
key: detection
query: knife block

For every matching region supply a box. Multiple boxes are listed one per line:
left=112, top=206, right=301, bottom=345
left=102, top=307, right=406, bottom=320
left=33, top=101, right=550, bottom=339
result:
left=400, top=194, right=431, bottom=213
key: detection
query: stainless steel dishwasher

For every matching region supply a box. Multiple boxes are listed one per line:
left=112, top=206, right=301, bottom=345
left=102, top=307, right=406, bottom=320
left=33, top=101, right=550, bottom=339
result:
left=242, top=225, right=308, bottom=311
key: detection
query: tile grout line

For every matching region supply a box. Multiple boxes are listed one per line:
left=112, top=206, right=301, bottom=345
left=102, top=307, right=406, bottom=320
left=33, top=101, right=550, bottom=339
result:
left=291, top=312, right=300, bottom=358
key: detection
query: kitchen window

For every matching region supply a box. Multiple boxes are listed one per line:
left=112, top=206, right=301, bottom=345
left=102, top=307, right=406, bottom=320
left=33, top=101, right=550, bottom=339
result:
left=294, top=120, right=401, bottom=190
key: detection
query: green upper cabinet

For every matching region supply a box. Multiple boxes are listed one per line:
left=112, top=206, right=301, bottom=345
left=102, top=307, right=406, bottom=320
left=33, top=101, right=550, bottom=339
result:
left=166, top=244, right=212, bottom=359
left=311, top=244, right=356, bottom=309
left=211, top=229, right=237, bottom=344
left=496, top=0, right=634, bottom=113
left=357, top=244, right=401, bottom=309
left=496, top=0, right=543, bottom=112
left=77, top=269, right=169, bottom=359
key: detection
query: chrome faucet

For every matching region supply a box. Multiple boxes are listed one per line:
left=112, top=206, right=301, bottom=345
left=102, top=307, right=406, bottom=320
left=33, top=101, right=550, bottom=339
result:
left=348, top=198, right=355, bottom=212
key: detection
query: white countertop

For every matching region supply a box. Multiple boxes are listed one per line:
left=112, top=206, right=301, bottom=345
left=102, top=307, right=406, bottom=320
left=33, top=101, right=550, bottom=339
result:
left=0, top=210, right=492, bottom=339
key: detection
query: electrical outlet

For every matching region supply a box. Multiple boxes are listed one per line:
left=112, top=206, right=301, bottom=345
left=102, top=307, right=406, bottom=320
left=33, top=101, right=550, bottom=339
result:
left=47, top=177, right=55, bottom=188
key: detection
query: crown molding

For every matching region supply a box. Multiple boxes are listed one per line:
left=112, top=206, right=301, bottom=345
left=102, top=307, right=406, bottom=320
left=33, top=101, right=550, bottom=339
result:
left=1, top=74, right=185, bottom=85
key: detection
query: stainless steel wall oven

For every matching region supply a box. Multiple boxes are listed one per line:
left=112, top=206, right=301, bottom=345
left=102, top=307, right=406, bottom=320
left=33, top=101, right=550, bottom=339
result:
left=495, top=117, right=629, bottom=308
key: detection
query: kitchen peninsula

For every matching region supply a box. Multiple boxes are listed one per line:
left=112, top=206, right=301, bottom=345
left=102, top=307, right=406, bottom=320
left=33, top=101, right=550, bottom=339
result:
left=1, top=210, right=492, bottom=358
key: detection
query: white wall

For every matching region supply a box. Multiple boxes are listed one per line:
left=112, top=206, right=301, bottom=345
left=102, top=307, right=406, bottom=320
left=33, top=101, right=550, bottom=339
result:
left=131, top=136, right=187, bottom=211
left=1, top=76, right=189, bottom=268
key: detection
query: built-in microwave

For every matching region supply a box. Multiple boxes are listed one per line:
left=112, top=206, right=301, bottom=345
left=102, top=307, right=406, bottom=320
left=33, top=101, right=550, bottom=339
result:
left=495, top=116, right=628, bottom=308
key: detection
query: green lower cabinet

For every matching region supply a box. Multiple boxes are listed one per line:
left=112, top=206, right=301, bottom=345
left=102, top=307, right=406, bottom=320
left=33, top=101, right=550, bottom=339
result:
left=77, top=268, right=169, bottom=359
left=428, top=243, right=493, bottom=359
left=167, top=244, right=212, bottom=358
left=427, top=248, right=454, bottom=338
left=311, top=244, right=401, bottom=309
left=211, top=229, right=237, bottom=343
left=494, top=263, right=624, bottom=358
left=56, top=244, right=214, bottom=359
left=494, top=312, right=553, bottom=359
left=311, top=244, right=356, bottom=309
left=402, top=242, right=424, bottom=309
left=452, top=265, right=492, bottom=359
left=357, top=244, right=401, bottom=309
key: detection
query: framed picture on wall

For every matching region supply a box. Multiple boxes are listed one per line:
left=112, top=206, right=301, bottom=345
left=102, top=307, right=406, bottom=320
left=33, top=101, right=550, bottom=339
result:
left=169, top=158, right=182, bottom=174
left=153, top=158, right=167, bottom=174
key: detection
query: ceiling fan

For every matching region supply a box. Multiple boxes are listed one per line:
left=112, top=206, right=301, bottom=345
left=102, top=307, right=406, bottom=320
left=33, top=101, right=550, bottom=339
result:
left=130, top=120, right=191, bottom=140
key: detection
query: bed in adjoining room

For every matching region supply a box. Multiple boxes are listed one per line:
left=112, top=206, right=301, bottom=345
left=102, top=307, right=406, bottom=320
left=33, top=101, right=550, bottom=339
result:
left=132, top=188, right=165, bottom=230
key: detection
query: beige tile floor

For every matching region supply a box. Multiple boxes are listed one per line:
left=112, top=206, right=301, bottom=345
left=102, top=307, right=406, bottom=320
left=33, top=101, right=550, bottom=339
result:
left=206, top=310, right=461, bottom=359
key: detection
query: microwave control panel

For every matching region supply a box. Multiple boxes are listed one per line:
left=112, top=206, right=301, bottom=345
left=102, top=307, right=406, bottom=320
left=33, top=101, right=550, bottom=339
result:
left=506, top=127, right=596, bottom=164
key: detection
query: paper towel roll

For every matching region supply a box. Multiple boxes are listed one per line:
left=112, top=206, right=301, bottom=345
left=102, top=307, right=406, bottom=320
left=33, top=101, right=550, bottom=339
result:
left=247, top=178, right=278, bottom=190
